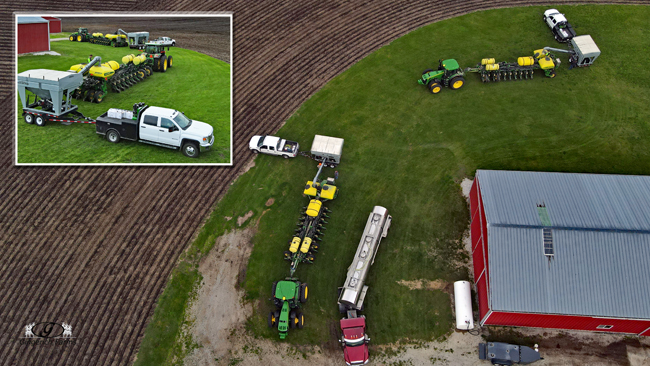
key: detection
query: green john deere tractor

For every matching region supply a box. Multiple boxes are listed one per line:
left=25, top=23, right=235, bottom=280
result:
left=417, top=59, right=466, bottom=94
left=268, top=280, right=308, bottom=339
left=142, top=43, right=174, bottom=72
left=69, top=28, right=90, bottom=42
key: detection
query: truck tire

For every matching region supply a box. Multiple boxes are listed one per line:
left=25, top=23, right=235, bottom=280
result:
left=251, top=149, right=259, bottom=154
left=299, top=283, right=308, bottom=303
left=283, top=154, right=289, bottom=159
left=35, top=115, right=46, bottom=127
left=296, top=312, right=304, bottom=329
left=24, top=114, right=34, bottom=124
left=107, top=130, right=121, bottom=143
left=338, top=303, right=347, bottom=314
left=182, top=141, right=199, bottom=158
left=172, top=41, right=175, bottom=46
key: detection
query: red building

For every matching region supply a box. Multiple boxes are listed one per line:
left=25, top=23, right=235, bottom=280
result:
left=42, top=16, right=62, bottom=33
left=471, top=170, right=650, bottom=337
left=17, top=16, right=50, bottom=54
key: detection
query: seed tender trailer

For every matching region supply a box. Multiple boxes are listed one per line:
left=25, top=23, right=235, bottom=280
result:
left=18, top=57, right=103, bottom=126
left=338, top=206, right=391, bottom=366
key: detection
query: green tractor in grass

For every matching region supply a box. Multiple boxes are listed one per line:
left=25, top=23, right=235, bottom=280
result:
left=142, top=42, right=174, bottom=72
left=417, top=59, right=466, bottom=94
left=69, top=28, right=90, bottom=42
left=268, top=280, right=308, bottom=339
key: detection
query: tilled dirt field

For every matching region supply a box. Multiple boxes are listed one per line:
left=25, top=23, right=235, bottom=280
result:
left=1, top=1, right=648, bottom=366
left=59, top=17, right=230, bottom=62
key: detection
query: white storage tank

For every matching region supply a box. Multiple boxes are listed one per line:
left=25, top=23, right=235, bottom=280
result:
left=454, top=280, right=474, bottom=330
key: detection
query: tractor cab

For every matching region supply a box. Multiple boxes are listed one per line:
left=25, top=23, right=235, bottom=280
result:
left=78, top=28, right=89, bottom=35
left=143, top=43, right=166, bottom=56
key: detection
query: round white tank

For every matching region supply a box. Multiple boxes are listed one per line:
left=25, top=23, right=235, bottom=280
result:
left=454, top=281, right=474, bottom=330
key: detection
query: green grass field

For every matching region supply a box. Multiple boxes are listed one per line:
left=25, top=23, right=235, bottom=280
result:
left=135, top=5, right=650, bottom=365
left=17, top=41, right=230, bottom=164
left=50, top=32, right=72, bottom=39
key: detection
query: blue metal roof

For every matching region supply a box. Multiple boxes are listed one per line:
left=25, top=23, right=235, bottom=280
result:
left=477, top=170, right=650, bottom=319
left=17, top=16, right=48, bottom=24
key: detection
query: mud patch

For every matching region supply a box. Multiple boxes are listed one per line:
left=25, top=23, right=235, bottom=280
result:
left=265, top=198, right=275, bottom=207
left=183, top=227, right=256, bottom=364
left=237, top=210, right=254, bottom=227
left=397, top=279, right=448, bottom=291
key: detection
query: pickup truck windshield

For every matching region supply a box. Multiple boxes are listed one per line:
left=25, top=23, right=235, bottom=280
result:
left=173, top=113, right=192, bottom=130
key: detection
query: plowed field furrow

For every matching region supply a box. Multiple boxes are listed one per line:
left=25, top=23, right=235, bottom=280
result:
left=4, top=1, right=647, bottom=365
left=72, top=168, right=200, bottom=365
left=90, top=169, right=215, bottom=366
left=25, top=169, right=142, bottom=365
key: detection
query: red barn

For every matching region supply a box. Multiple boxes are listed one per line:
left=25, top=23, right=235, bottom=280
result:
left=42, top=16, right=62, bottom=33
left=470, top=170, right=650, bottom=337
left=17, top=16, right=50, bottom=54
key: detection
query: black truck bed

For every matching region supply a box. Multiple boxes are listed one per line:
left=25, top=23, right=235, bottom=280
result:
left=96, top=113, right=138, bottom=141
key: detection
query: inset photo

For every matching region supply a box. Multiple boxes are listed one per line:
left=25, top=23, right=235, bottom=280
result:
left=15, top=14, right=232, bottom=165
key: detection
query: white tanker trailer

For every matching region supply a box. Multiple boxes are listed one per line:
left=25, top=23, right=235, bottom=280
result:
left=337, top=206, right=391, bottom=365
left=338, top=206, right=392, bottom=314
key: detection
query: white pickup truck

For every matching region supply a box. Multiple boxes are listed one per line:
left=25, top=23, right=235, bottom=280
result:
left=153, top=37, right=176, bottom=47
left=543, top=9, right=576, bottom=43
left=249, top=135, right=299, bottom=158
left=96, top=103, right=214, bottom=158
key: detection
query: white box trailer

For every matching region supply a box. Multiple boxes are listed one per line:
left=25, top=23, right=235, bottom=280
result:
left=310, top=135, right=344, bottom=166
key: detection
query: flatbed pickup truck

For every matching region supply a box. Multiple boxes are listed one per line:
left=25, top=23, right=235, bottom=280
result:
left=96, top=103, right=214, bottom=158
left=152, top=37, right=175, bottom=47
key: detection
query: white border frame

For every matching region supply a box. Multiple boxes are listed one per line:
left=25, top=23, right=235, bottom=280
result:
left=15, top=12, right=233, bottom=166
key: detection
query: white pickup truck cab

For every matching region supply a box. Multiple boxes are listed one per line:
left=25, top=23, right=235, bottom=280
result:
left=153, top=37, right=175, bottom=47
left=96, top=104, right=214, bottom=158
left=249, top=135, right=299, bottom=158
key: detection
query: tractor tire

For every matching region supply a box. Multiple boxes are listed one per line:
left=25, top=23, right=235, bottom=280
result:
left=422, top=69, right=434, bottom=75
left=296, top=312, right=304, bottom=329
left=24, top=114, right=34, bottom=124
left=167, top=55, right=173, bottom=68
left=428, top=81, right=442, bottom=94
left=161, top=56, right=168, bottom=72
left=106, top=129, right=121, bottom=143
left=93, top=91, right=105, bottom=103
left=268, top=311, right=277, bottom=328
left=77, top=35, right=82, bottom=42
left=69, top=35, right=75, bottom=41
left=548, top=70, right=556, bottom=78
left=182, top=141, right=199, bottom=158
left=85, top=90, right=96, bottom=102
left=299, top=283, right=308, bottom=303
left=449, top=76, right=465, bottom=90
left=35, top=115, right=46, bottom=127
left=271, top=281, right=277, bottom=297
